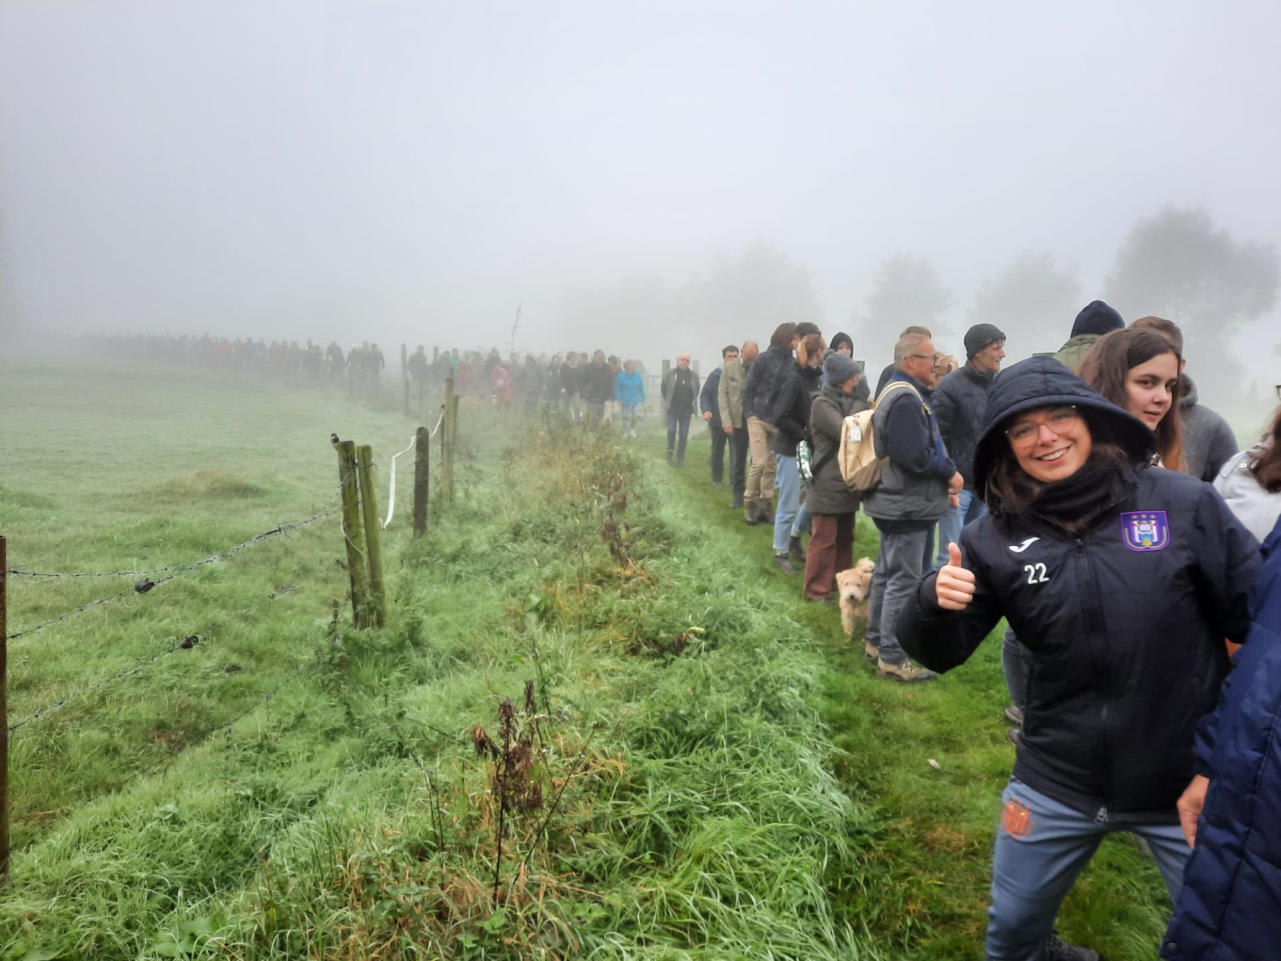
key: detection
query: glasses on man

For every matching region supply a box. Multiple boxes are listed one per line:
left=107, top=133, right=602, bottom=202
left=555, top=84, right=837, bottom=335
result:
left=912, top=353, right=940, bottom=363
left=1005, top=406, right=1081, bottom=448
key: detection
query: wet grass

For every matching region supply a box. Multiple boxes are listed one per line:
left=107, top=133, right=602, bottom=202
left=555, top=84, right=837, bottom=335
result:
left=0, top=361, right=1173, bottom=960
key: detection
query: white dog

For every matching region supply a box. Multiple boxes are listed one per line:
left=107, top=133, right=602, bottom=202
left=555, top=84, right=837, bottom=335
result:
left=835, top=557, right=876, bottom=638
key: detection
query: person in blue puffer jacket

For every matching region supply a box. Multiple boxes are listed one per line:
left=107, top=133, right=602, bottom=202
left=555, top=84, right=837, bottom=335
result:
left=899, top=356, right=1260, bottom=961
left=1161, top=514, right=1281, bottom=961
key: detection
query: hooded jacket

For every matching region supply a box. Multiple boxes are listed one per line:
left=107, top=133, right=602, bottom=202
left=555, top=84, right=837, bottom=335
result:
left=1179, top=374, right=1239, bottom=482
left=1162, top=519, right=1281, bottom=961
left=900, top=357, right=1259, bottom=822
left=808, top=383, right=868, bottom=514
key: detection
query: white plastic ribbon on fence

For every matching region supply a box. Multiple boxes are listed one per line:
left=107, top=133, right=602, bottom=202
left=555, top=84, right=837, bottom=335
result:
left=381, top=412, right=446, bottom=529
left=382, top=437, right=417, bottom=529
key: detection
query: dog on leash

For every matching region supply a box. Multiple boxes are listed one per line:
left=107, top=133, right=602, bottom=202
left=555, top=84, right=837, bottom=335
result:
left=835, top=557, right=876, bottom=638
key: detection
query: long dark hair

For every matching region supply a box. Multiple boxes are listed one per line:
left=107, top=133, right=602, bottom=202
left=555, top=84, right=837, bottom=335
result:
left=1250, top=406, right=1281, bottom=493
left=1079, top=328, right=1183, bottom=470
left=984, top=409, right=1131, bottom=519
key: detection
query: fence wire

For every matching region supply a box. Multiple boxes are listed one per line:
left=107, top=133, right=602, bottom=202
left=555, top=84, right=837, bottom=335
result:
left=5, top=502, right=339, bottom=641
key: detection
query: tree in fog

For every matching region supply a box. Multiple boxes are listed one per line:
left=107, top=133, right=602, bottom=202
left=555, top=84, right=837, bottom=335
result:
left=968, top=250, right=1081, bottom=353
left=1107, top=206, right=1280, bottom=401
left=855, top=253, right=953, bottom=357
left=1106, top=206, right=1278, bottom=339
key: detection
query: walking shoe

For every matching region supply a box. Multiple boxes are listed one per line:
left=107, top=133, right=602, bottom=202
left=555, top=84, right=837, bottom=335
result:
left=1042, top=933, right=1101, bottom=961
left=773, top=552, right=797, bottom=574
left=729, top=498, right=743, bottom=509
left=666, top=450, right=673, bottom=462
left=876, top=658, right=937, bottom=683
left=1005, top=728, right=1020, bottom=747
left=1003, top=704, right=1024, bottom=726
left=863, top=641, right=879, bottom=663
left=788, top=534, right=806, bottom=563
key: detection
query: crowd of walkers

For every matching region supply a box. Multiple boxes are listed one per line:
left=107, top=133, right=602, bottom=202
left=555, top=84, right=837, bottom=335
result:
left=685, top=303, right=1281, bottom=961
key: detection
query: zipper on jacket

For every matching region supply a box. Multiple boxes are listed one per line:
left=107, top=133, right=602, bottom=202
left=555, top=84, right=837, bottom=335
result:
left=1077, top=533, right=1116, bottom=815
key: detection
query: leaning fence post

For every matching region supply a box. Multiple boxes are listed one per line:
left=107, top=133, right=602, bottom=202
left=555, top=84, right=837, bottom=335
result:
left=1, top=534, right=10, bottom=885
left=413, top=426, right=430, bottom=537
left=356, top=444, right=387, bottom=628
left=335, top=439, right=370, bottom=627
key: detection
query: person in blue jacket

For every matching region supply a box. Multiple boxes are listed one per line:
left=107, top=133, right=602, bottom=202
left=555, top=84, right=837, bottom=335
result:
left=899, top=356, right=1260, bottom=961
left=613, top=359, right=646, bottom=438
left=1161, top=514, right=1281, bottom=961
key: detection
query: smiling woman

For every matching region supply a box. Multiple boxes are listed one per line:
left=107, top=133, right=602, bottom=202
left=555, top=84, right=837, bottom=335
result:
left=898, top=356, right=1260, bottom=961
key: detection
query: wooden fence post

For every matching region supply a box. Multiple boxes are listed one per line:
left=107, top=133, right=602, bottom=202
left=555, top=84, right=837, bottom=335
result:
left=335, top=440, right=370, bottom=627
left=413, top=426, right=430, bottom=537
left=442, top=376, right=456, bottom=505
left=0, top=534, right=9, bottom=885
left=400, top=343, right=409, bottom=418
left=356, top=444, right=387, bottom=628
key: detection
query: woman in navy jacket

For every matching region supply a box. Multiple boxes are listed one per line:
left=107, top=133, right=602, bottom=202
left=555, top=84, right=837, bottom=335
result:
left=1161, top=515, right=1281, bottom=961
left=899, top=357, right=1259, bottom=961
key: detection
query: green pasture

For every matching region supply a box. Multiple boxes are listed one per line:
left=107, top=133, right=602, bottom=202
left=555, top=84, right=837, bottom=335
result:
left=0, top=360, right=1173, bottom=959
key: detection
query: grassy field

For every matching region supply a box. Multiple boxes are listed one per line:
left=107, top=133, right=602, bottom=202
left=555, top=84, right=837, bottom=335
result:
left=0, top=360, right=1173, bottom=960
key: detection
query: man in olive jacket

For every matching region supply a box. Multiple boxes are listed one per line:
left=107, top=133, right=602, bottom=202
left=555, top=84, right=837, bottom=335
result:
left=717, top=341, right=755, bottom=509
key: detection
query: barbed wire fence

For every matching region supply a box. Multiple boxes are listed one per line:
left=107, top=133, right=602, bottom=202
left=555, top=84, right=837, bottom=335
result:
left=0, top=389, right=462, bottom=884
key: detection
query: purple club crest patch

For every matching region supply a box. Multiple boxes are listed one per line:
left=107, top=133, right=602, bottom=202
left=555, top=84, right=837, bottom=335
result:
left=1120, top=510, right=1170, bottom=551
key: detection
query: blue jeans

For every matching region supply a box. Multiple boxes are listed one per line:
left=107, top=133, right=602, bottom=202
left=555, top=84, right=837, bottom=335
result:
left=865, top=527, right=928, bottom=664
left=666, top=410, right=691, bottom=461
left=987, top=777, right=1189, bottom=961
left=935, top=487, right=987, bottom=569
left=772, top=455, right=811, bottom=552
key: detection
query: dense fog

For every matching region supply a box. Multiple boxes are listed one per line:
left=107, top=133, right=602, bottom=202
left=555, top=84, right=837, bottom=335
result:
left=1, top=1, right=1278, bottom=411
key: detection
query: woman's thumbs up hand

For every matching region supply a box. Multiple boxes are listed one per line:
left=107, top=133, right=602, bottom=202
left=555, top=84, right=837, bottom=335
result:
left=936, top=542, right=976, bottom=611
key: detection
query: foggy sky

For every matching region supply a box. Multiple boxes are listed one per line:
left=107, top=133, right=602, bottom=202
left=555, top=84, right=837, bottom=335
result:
left=2, top=0, right=1279, bottom=388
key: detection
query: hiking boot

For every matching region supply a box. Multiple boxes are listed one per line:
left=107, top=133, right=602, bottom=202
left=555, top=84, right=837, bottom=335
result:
left=666, top=450, right=673, bottom=462
left=1043, top=934, right=1101, bottom=961
left=788, top=534, right=806, bottom=563
left=758, top=498, right=774, bottom=523
left=728, top=498, right=743, bottom=510
left=1005, top=728, right=1020, bottom=747
left=743, top=499, right=761, bottom=525
left=863, top=642, right=879, bottom=663
left=876, top=658, right=937, bottom=683
left=1004, top=704, right=1024, bottom=726
left=773, top=552, right=797, bottom=574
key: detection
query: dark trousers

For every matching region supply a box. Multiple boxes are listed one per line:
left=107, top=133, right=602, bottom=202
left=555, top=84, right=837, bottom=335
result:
left=803, top=512, right=854, bottom=601
left=666, top=410, right=692, bottom=462
left=708, top=422, right=727, bottom=483
left=728, top=425, right=749, bottom=504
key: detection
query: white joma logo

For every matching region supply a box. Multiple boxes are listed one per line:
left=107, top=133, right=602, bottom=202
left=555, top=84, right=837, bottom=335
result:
left=1009, top=537, right=1039, bottom=553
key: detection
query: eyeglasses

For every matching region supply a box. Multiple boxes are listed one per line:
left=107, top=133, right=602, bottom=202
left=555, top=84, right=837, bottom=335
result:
left=911, top=353, right=940, bottom=363
left=1005, top=406, right=1081, bottom=448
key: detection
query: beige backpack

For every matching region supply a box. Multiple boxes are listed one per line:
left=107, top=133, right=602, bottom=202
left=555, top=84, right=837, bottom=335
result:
left=837, top=380, right=919, bottom=492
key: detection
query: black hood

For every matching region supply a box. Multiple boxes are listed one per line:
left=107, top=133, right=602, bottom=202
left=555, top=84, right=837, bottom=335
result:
left=972, top=356, right=1155, bottom=495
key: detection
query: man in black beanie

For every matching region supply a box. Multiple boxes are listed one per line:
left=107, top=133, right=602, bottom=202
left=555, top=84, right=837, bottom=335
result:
left=1055, top=300, right=1124, bottom=373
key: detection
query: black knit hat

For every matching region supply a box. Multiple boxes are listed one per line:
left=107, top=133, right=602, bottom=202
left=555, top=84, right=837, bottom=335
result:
left=1071, top=300, right=1124, bottom=338
left=963, top=323, right=1006, bottom=359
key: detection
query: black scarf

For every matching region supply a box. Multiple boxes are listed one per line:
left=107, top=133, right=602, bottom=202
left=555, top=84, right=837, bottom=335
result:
left=1029, top=453, right=1135, bottom=533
